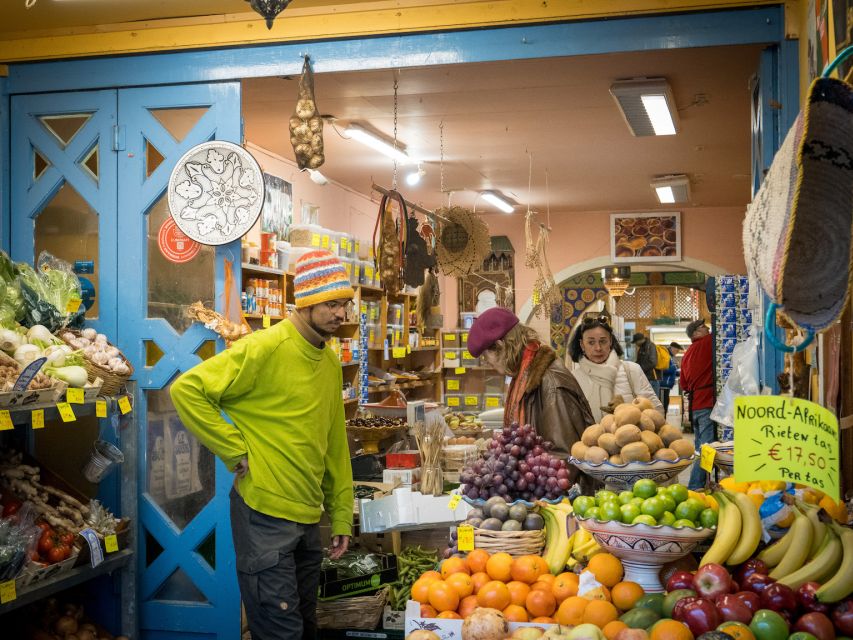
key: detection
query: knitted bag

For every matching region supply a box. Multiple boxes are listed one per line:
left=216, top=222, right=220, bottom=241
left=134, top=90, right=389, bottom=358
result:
left=743, top=52, right=853, bottom=332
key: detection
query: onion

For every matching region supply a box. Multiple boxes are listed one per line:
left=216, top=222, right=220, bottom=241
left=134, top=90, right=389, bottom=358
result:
left=105, top=347, right=120, bottom=358
left=14, top=343, right=42, bottom=366
left=55, top=615, right=78, bottom=636
left=95, top=334, right=108, bottom=344
left=91, top=352, right=109, bottom=366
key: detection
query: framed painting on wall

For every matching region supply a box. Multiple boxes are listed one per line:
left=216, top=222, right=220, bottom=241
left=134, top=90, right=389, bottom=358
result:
left=610, top=212, right=681, bottom=263
left=261, top=173, right=293, bottom=239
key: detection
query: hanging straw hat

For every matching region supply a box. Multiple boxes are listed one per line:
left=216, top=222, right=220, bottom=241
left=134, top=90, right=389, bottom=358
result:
left=434, top=206, right=491, bottom=277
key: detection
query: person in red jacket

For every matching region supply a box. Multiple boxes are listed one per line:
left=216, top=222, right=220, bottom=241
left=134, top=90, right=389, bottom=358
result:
left=680, top=319, right=716, bottom=489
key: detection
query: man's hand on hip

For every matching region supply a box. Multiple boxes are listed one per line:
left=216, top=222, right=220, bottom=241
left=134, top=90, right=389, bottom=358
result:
left=234, top=458, right=249, bottom=478
left=328, top=535, right=350, bottom=560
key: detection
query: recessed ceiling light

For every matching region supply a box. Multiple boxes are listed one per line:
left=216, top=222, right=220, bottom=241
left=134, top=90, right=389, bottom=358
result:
left=651, top=174, right=690, bottom=203
left=610, top=78, right=679, bottom=137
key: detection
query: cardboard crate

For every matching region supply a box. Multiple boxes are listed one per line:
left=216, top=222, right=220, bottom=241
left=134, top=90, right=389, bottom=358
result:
left=382, top=606, right=405, bottom=631
left=318, top=553, right=398, bottom=601
left=405, top=600, right=558, bottom=639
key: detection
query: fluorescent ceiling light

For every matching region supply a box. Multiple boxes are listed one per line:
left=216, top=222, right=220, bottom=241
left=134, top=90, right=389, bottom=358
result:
left=481, top=191, right=515, bottom=214
left=651, top=174, right=690, bottom=204
left=343, top=124, right=413, bottom=165
left=655, top=186, right=676, bottom=204
left=610, top=78, right=679, bottom=137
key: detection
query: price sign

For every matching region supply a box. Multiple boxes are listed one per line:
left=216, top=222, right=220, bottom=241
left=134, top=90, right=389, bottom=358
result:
left=447, top=396, right=460, bottom=407
left=406, top=345, right=412, bottom=354
left=465, top=396, right=478, bottom=406
left=485, top=397, right=500, bottom=408
left=700, top=445, right=716, bottom=472
left=444, top=351, right=456, bottom=361
left=32, top=409, right=44, bottom=430
left=444, top=334, right=456, bottom=342
left=734, top=396, right=840, bottom=500
left=462, top=351, right=473, bottom=360
left=392, top=347, right=406, bottom=358
left=461, top=332, right=469, bottom=344
left=118, top=396, right=132, bottom=414
left=341, top=238, right=349, bottom=252
left=104, top=534, right=119, bottom=553
left=67, top=388, right=85, bottom=404
left=365, top=266, right=375, bottom=279
left=321, top=234, right=330, bottom=249
left=96, top=399, right=108, bottom=418
left=447, top=494, right=462, bottom=510
left=455, top=367, right=466, bottom=375
left=262, top=314, right=271, bottom=328
left=446, top=379, right=460, bottom=391
left=457, top=525, right=475, bottom=552
left=57, top=402, right=76, bottom=422
left=65, top=298, right=82, bottom=313
left=0, top=580, right=16, bottom=604
left=0, top=410, right=12, bottom=431
left=311, top=233, right=321, bottom=247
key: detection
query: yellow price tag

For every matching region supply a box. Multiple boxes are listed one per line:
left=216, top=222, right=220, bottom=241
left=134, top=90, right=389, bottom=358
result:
left=311, top=233, right=321, bottom=247
left=445, top=334, right=456, bottom=342
left=365, top=266, right=375, bottom=279
left=67, top=388, right=85, bottom=404
left=486, top=397, right=500, bottom=408
left=461, top=332, right=469, bottom=343
left=0, top=410, right=13, bottom=431
left=104, top=534, right=119, bottom=553
left=465, top=396, right=478, bottom=406
left=406, top=345, right=412, bottom=354
left=118, top=396, right=132, bottom=414
left=56, top=402, right=76, bottom=422
left=262, top=314, right=271, bottom=328
left=321, top=235, right=330, bottom=248
left=457, top=525, right=475, bottom=552
left=32, top=409, right=44, bottom=430
left=96, top=399, right=108, bottom=418
left=447, top=396, right=460, bottom=407
left=455, top=367, right=466, bottom=375
left=447, top=494, right=462, bottom=510
left=0, top=580, right=16, bottom=604
left=65, top=298, right=82, bottom=313
left=341, top=238, right=349, bottom=251
left=392, top=347, right=406, bottom=358
left=462, top=351, right=473, bottom=360
left=700, top=445, right=716, bottom=473
left=446, top=379, right=460, bottom=391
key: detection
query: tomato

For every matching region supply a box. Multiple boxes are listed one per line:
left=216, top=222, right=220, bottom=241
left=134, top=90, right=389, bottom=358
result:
left=47, top=546, right=67, bottom=563
left=61, top=532, right=75, bottom=546
left=36, top=522, right=52, bottom=533
left=31, top=551, right=41, bottom=561
left=38, top=531, right=56, bottom=555
left=2, top=500, right=22, bottom=518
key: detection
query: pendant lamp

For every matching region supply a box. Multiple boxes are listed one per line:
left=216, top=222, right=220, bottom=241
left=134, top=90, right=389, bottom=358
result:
left=245, top=0, right=292, bottom=29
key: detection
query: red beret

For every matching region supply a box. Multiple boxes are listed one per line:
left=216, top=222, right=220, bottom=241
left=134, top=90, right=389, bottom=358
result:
left=467, top=307, right=520, bottom=357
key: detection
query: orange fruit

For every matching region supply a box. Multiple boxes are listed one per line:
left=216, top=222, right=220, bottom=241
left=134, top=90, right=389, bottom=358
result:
left=428, top=580, right=461, bottom=613
left=457, top=595, right=479, bottom=618
left=471, top=571, right=491, bottom=594
left=445, top=572, right=474, bottom=598
left=477, top=580, right=511, bottom=610
left=532, top=617, right=557, bottom=624
left=441, top=556, right=471, bottom=579
left=611, top=581, right=644, bottom=611
left=506, top=581, right=532, bottom=607
left=535, top=573, right=556, bottom=586
left=716, top=622, right=755, bottom=640
left=511, top=554, right=547, bottom=584
left=420, top=570, right=442, bottom=583
left=466, top=549, right=491, bottom=574
left=531, top=581, right=553, bottom=592
left=437, top=611, right=462, bottom=619
left=587, top=554, right=624, bottom=587
left=582, top=600, right=619, bottom=627
left=603, top=621, right=629, bottom=640
left=555, top=595, right=589, bottom=626
left=420, top=603, right=438, bottom=618
left=486, top=552, right=513, bottom=582
left=525, top=589, right=558, bottom=618
left=581, top=585, right=611, bottom=602
left=649, top=619, right=694, bottom=640
left=531, top=556, right=550, bottom=578
left=503, top=604, right=530, bottom=622
left=552, top=572, right=580, bottom=602
left=412, top=578, right=434, bottom=604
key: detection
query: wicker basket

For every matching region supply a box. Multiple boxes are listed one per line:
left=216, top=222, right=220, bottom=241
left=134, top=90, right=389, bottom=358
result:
left=60, top=329, right=134, bottom=396
left=316, top=587, right=388, bottom=630
left=472, top=528, right=546, bottom=556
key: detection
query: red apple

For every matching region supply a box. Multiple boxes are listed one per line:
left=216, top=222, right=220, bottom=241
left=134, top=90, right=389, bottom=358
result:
left=761, top=583, right=797, bottom=613
left=742, top=573, right=776, bottom=595
left=734, top=559, right=769, bottom=586
left=832, top=600, right=853, bottom=636
left=730, top=579, right=740, bottom=593
left=797, top=582, right=830, bottom=615
left=668, top=571, right=696, bottom=592
left=673, top=596, right=722, bottom=637
left=794, top=612, right=836, bottom=640
left=715, top=594, right=755, bottom=624
left=733, top=591, right=761, bottom=615
left=693, top=563, right=734, bottom=600
left=672, top=597, right=699, bottom=621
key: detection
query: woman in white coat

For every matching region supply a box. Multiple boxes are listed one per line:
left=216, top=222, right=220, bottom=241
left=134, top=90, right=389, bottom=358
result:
left=566, top=313, right=664, bottom=422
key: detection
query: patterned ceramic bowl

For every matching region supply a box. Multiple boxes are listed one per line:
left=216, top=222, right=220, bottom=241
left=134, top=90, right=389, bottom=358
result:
left=576, top=516, right=715, bottom=592
left=709, top=441, right=734, bottom=475
left=569, top=455, right=696, bottom=490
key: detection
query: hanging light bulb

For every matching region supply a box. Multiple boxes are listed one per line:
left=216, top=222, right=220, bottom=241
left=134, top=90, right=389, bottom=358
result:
left=245, top=0, right=292, bottom=29
left=405, top=165, right=426, bottom=186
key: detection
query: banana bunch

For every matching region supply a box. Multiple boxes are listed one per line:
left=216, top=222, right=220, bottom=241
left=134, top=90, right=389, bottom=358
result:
left=540, top=502, right=576, bottom=575
left=761, top=500, right=853, bottom=603
left=699, top=490, right=762, bottom=567
left=570, top=527, right=602, bottom=564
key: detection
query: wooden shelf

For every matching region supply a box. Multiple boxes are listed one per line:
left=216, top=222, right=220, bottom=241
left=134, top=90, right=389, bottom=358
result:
left=340, top=361, right=360, bottom=367
left=443, top=365, right=496, bottom=371
left=244, top=313, right=285, bottom=320
left=367, top=379, right=436, bottom=393
left=241, top=262, right=286, bottom=276
left=410, top=346, right=439, bottom=352
left=343, top=398, right=359, bottom=405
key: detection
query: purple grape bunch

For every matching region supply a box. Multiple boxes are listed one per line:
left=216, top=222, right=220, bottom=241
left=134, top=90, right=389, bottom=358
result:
left=458, top=422, right=572, bottom=502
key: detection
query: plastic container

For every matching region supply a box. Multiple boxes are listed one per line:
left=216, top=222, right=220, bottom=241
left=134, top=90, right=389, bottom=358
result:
left=483, top=393, right=503, bottom=409
left=459, top=330, right=470, bottom=348
left=364, top=301, right=381, bottom=323
left=441, top=330, right=460, bottom=347
left=460, top=349, right=479, bottom=367
left=289, top=223, right=323, bottom=248
left=82, top=440, right=125, bottom=483
left=366, top=323, right=382, bottom=348
left=358, top=260, right=371, bottom=286
left=387, top=324, right=405, bottom=348
left=340, top=257, right=354, bottom=284
left=338, top=233, right=352, bottom=258
left=460, top=312, right=478, bottom=329
left=276, top=240, right=291, bottom=271
left=443, top=349, right=461, bottom=368
left=445, top=377, right=462, bottom=393
left=444, top=393, right=464, bottom=409
left=462, top=394, right=482, bottom=411
left=388, top=304, right=404, bottom=326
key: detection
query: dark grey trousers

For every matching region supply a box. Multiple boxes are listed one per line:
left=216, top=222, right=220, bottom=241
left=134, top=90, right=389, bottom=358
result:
left=230, top=487, right=323, bottom=640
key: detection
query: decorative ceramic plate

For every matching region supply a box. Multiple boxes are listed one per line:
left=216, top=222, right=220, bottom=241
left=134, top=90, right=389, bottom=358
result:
left=569, top=455, right=696, bottom=489
left=167, top=141, right=264, bottom=245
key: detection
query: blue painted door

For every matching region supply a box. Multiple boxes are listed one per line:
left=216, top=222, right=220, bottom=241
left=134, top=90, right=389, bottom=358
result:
left=10, top=84, right=242, bottom=640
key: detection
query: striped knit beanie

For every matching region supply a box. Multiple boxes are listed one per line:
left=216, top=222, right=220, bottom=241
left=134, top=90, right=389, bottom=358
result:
left=293, top=250, right=355, bottom=309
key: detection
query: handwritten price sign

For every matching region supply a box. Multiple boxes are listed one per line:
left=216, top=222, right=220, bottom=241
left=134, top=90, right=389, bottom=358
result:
left=734, top=396, right=839, bottom=501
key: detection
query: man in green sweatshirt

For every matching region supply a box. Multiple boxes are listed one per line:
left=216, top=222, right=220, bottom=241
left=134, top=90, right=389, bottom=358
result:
left=171, top=250, right=355, bottom=640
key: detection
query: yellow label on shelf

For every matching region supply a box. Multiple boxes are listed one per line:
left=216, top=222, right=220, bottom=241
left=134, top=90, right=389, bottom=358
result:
left=322, top=235, right=330, bottom=249
left=104, top=534, right=119, bottom=553
left=485, top=397, right=500, bottom=408
left=446, top=379, right=460, bottom=391
left=0, top=410, right=12, bottom=431
left=447, top=494, right=462, bottom=510
left=462, top=351, right=473, bottom=360
left=700, top=445, right=716, bottom=472
left=118, top=396, right=132, bottom=414
left=406, top=345, right=412, bottom=354
left=444, top=351, right=456, bottom=360
left=67, top=388, right=85, bottom=404
left=311, top=233, right=321, bottom=247
left=262, top=314, right=271, bottom=328
left=447, top=396, right=460, bottom=407
left=57, top=402, right=76, bottom=422
left=444, top=334, right=456, bottom=342
left=96, top=399, right=108, bottom=418
left=457, top=525, right=475, bottom=552
left=65, top=298, right=82, bottom=313
left=392, top=347, right=406, bottom=358
left=734, top=396, right=840, bottom=500
left=0, top=580, right=16, bottom=604
left=394, top=330, right=401, bottom=342
left=341, top=238, right=349, bottom=251
left=365, top=266, right=374, bottom=279
left=455, top=367, right=466, bottom=375
left=461, top=332, right=469, bottom=343
left=32, top=409, right=44, bottom=430
left=465, top=396, right=478, bottom=406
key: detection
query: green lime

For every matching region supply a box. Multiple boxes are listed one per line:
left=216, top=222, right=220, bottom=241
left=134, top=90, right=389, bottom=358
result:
left=632, top=514, right=658, bottom=526
left=620, top=503, right=641, bottom=524
left=596, top=490, right=619, bottom=506
left=585, top=507, right=602, bottom=521
left=659, top=494, right=677, bottom=514
left=675, top=498, right=704, bottom=522
left=667, top=483, right=689, bottom=504
left=618, top=491, right=635, bottom=505
left=659, top=511, right=676, bottom=526
left=630, top=497, right=645, bottom=506
left=633, top=479, right=658, bottom=499
left=699, top=508, right=719, bottom=528
left=672, top=518, right=697, bottom=528
left=641, top=496, right=666, bottom=520
left=573, top=495, right=596, bottom=517
left=600, top=501, right=622, bottom=522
